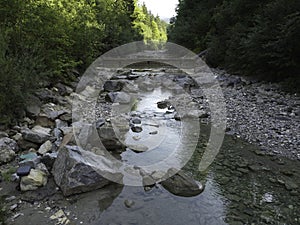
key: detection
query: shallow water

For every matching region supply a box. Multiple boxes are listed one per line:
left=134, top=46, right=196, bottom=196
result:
left=84, top=80, right=300, bottom=225
left=88, top=130, right=299, bottom=225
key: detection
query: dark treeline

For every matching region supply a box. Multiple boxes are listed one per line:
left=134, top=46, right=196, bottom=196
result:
left=168, top=0, right=300, bottom=81
left=0, top=0, right=167, bottom=124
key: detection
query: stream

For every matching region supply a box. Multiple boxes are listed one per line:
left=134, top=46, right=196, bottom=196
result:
left=3, top=66, right=299, bottom=225
left=71, top=67, right=300, bottom=225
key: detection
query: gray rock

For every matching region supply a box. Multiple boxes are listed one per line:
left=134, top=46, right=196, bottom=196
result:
left=52, top=146, right=122, bottom=196
left=17, top=138, right=39, bottom=151
left=54, top=83, right=71, bottom=96
left=12, top=133, right=22, bottom=142
left=20, top=169, right=48, bottom=191
left=157, top=100, right=171, bottom=109
left=35, top=115, right=55, bottom=128
left=114, top=92, right=131, bottom=104
left=25, top=95, right=41, bottom=117
left=35, top=88, right=62, bottom=104
left=0, top=138, right=18, bottom=164
left=38, top=140, right=53, bottom=155
left=131, top=126, right=143, bottom=133
left=161, top=169, right=204, bottom=197
left=105, top=92, right=131, bottom=104
left=124, top=199, right=135, bottom=208
left=0, top=131, right=8, bottom=138
left=17, top=165, right=32, bottom=177
left=41, top=152, right=58, bottom=171
left=37, top=103, right=70, bottom=127
left=55, top=119, right=68, bottom=129
left=98, top=126, right=126, bottom=151
left=105, top=92, right=117, bottom=102
left=21, top=126, right=51, bottom=144
left=130, top=118, right=142, bottom=125
left=103, top=80, right=124, bottom=92
left=59, top=112, right=72, bottom=123
left=96, top=118, right=105, bottom=129
left=19, top=152, right=40, bottom=168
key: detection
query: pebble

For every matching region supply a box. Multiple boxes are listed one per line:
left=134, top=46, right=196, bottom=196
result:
left=124, top=199, right=135, bottom=208
left=215, top=69, right=300, bottom=160
left=10, top=204, right=18, bottom=211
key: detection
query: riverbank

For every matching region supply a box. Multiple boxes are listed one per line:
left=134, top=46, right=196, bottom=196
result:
left=211, top=69, right=300, bottom=160
left=0, top=63, right=299, bottom=224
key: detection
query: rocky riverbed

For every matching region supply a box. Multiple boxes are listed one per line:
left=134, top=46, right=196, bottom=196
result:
left=0, top=61, right=299, bottom=225
left=213, top=69, right=300, bottom=160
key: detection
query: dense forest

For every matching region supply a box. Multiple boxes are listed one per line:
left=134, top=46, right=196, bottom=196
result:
left=168, top=0, right=300, bottom=80
left=1, top=0, right=299, bottom=125
left=0, top=0, right=167, bottom=124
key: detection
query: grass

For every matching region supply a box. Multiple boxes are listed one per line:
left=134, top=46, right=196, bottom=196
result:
left=1, top=167, right=17, bottom=182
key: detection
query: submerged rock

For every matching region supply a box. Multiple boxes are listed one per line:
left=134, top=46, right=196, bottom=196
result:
left=52, top=146, right=123, bottom=196
left=161, top=169, right=204, bottom=197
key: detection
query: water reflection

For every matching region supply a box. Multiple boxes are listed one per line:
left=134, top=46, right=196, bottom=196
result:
left=81, top=70, right=300, bottom=224
left=94, top=183, right=227, bottom=225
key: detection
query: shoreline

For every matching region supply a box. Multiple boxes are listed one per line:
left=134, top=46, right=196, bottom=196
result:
left=212, top=69, right=300, bottom=160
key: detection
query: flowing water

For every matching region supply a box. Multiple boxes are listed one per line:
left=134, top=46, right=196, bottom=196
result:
left=74, top=73, right=300, bottom=225
left=4, top=67, right=299, bottom=225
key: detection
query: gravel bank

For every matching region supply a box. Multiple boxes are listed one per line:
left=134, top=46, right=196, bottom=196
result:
left=213, top=69, right=300, bottom=160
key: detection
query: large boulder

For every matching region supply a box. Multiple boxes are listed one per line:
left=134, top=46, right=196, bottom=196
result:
left=52, top=146, right=123, bottom=196
left=161, top=169, right=204, bottom=197
left=0, top=137, right=18, bottom=164
left=21, top=126, right=51, bottom=144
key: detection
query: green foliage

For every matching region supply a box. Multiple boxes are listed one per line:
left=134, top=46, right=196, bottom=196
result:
left=1, top=166, right=17, bottom=182
left=168, top=0, right=300, bottom=81
left=133, top=2, right=168, bottom=49
left=0, top=0, right=167, bottom=124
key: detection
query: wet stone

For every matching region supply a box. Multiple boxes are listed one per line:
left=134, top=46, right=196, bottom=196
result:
left=130, top=118, right=142, bottom=125
left=157, top=100, right=170, bottom=109
left=131, top=126, right=143, bottom=133
left=127, top=145, right=148, bottom=153
left=124, top=199, right=135, bottom=208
